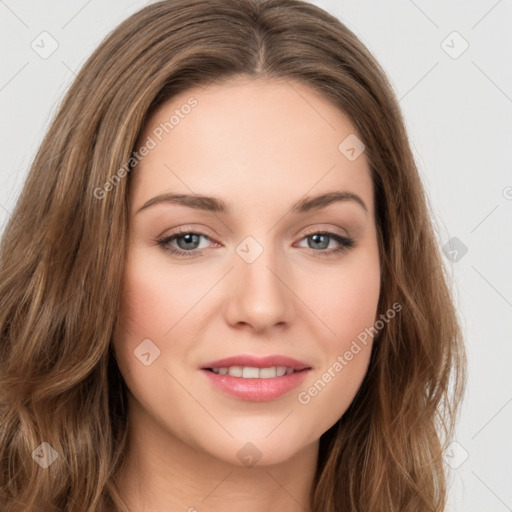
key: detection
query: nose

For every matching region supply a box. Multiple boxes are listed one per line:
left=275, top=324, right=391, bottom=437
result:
left=223, top=242, right=295, bottom=333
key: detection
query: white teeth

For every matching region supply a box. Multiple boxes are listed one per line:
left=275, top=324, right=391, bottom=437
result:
left=242, top=367, right=260, bottom=378
left=210, top=366, right=297, bottom=378
left=276, top=366, right=287, bottom=377
left=228, top=366, right=243, bottom=377
left=259, top=367, right=277, bottom=378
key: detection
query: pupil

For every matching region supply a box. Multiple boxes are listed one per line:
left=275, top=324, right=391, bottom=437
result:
left=179, top=233, right=199, bottom=250
left=310, top=234, right=328, bottom=250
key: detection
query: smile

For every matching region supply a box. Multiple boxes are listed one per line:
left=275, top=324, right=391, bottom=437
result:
left=200, top=354, right=312, bottom=401
left=207, top=366, right=296, bottom=378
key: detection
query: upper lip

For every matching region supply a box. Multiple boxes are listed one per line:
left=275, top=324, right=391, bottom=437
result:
left=200, top=354, right=311, bottom=371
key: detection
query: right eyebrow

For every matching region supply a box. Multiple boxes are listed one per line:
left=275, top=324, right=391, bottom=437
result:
left=136, top=193, right=229, bottom=215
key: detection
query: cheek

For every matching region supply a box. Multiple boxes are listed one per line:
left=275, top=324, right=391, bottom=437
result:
left=114, top=254, right=208, bottom=347
left=332, top=265, right=380, bottom=338
left=112, top=256, right=198, bottom=433
left=292, top=248, right=380, bottom=433
left=303, top=247, right=381, bottom=348
left=112, top=257, right=180, bottom=387
left=326, top=249, right=381, bottom=378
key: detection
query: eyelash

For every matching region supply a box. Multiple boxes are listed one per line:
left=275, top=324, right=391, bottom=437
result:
left=155, top=227, right=355, bottom=258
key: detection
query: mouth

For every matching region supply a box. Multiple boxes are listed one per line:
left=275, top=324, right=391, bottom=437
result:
left=204, top=366, right=305, bottom=378
left=200, top=355, right=312, bottom=401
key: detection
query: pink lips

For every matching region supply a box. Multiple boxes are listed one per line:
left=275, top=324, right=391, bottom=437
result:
left=200, top=354, right=312, bottom=402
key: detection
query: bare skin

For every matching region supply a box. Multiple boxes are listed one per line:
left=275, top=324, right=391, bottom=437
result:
left=112, top=76, right=381, bottom=511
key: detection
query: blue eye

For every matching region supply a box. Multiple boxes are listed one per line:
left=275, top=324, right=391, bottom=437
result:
left=156, top=229, right=212, bottom=257
left=156, top=231, right=210, bottom=257
left=297, top=232, right=355, bottom=257
left=156, top=230, right=355, bottom=258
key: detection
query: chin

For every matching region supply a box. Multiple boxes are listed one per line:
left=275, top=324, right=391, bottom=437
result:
left=190, top=424, right=317, bottom=469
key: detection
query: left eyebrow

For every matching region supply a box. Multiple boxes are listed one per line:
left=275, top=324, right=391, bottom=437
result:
left=291, top=191, right=368, bottom=215
left=135, top=191, right=368, bottom=216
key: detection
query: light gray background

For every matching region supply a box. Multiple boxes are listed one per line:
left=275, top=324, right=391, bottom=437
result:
left=1, top=1, right=511, bottom=510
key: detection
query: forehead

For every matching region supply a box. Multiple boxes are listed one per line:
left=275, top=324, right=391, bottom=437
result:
left=129, top=77, right=373, bottom=217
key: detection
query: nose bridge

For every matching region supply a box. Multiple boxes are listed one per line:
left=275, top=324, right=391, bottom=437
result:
left=236, top=233, right=285, bottom=295
left=225, top=233, right=293, bottom=330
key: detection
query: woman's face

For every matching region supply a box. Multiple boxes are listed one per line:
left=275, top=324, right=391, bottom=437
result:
left=113, top=77, right=381, bottom=467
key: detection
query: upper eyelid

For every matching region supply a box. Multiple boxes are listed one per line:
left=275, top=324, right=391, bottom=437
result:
left=165, top=226, right=348, bottom=236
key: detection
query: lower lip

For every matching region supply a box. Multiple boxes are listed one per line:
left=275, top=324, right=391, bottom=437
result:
left=201, top=369, right=310, bottom=401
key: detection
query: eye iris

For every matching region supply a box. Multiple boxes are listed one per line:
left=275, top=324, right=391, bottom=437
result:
left=177, top=233, right=200, bottom=250
left=309, top=234, right=329, bottom=250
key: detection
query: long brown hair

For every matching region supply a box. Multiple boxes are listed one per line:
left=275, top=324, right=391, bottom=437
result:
left=0, top=0, right=466, bottom=510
